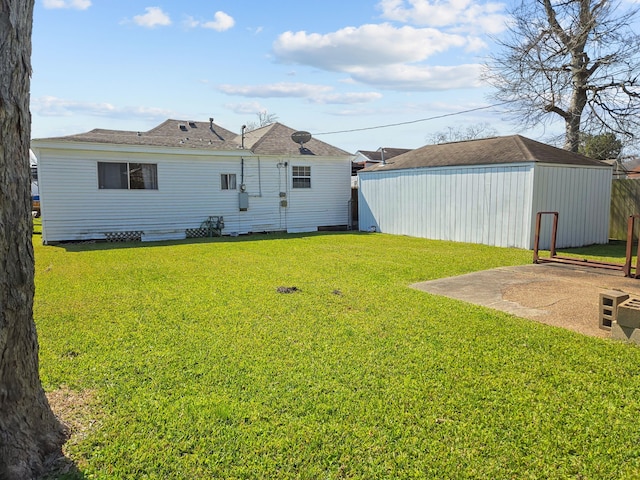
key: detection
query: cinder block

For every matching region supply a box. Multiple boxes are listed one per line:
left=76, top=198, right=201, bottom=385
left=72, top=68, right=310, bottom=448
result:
left=617, top=297, right=640, bottom=329
left=611, top=322, right=640, bottom=345
left=599, top=290, right=630, bottom=330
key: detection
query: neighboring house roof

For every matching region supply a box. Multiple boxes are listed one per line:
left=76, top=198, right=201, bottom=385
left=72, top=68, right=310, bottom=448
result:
left=33, top=119, right=351, bottom=157
left=361, top=135, right=609, bottom=172
left=355, top=148, right=412, bottom=162
left=626, top=167, right=640, bottom=178
left=237, top=122, right=351, bottom=156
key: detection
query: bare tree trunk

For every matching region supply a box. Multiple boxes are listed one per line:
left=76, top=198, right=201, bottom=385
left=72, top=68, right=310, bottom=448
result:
left=0, top=1, right=67, bottom=479
left=564, top=90, right=588, bottom=152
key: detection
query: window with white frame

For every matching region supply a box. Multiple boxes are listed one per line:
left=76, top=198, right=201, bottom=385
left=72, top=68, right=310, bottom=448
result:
left=221, top=173, right=237, bottom=190
left=292, top=165, right=311, bottom=188
left=98, top=162, right=158, bottom=190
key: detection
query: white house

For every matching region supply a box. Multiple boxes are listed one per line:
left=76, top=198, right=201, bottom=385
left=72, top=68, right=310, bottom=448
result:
left=31, top=119, right=353, bottom=243
left=358, top=135, right=612, bottom=250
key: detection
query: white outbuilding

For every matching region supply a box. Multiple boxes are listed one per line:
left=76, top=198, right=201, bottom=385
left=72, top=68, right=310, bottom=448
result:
left=358, top=135, right=612, bottom=250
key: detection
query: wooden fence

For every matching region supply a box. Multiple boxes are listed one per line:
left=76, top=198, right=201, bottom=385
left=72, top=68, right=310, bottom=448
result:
left=610, top=179, right=640, bottom=240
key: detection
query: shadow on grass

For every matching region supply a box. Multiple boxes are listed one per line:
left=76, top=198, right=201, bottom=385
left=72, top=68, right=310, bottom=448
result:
left=558, top=240, right=632, bottom=260
left=51, top=230, right=364, bottom=253
left=41, top=456, right=86, bottom=480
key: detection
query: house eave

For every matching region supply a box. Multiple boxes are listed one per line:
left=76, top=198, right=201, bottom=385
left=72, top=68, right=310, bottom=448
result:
left=31, top=139, right=251, bottom=157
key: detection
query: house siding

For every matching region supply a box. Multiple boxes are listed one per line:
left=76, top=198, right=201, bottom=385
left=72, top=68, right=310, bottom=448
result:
left=35, top=146, right=350, bottom=243
left=286, top=159, right=351, bottom=232
left=358, top=162, right=612, bottom=250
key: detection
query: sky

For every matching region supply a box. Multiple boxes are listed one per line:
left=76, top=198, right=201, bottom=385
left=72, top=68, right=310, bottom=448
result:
left=28, top=0, right=637, bottom=153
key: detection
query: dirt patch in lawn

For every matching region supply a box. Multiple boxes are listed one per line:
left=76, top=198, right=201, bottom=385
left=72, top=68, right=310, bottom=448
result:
left=42, top=387, right=101, bottom=479
left=411, top=263, right=640, bottom=338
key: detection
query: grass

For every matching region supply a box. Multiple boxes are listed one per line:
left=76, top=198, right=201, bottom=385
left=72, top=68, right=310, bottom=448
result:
left=32, top=224, right=640, bottom=479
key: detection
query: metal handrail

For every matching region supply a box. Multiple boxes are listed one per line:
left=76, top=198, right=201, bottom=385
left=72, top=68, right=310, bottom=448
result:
left=533, top=211, right=640, bottom=278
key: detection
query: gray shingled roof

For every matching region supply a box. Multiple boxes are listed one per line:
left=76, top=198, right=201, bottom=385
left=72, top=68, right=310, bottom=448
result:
left=361, top=135, right=609, bottom=172
left=33, top=119, right=351, bottom=157
left=34, top=119, right=240, bottom=150
left=236, top=123, right=351, bottom=156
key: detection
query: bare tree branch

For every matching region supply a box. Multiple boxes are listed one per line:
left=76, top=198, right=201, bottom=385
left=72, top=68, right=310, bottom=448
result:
left=484, top=0, right=640, bottom=151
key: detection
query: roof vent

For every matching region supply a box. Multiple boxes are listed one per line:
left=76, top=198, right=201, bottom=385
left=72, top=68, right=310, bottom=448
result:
left=189, top=121, right=197, bottom=128
left=179, top=124, right=188, bottom=131
left=137, top=132, right=141, bottom=136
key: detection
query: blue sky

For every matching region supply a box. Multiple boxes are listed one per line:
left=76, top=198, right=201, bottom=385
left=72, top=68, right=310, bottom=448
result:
left=29, top=0, right=635, bottom=153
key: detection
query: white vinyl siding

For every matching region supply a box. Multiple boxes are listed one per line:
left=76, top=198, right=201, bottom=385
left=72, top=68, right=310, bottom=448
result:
left=33, top=146, right=351, bottom=243
left=285, top=161, right=350, bottom=232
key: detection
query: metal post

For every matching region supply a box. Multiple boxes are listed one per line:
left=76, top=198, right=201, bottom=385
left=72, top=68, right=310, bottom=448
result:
left=550, top=212, right=558, bottom=258
left=624, top=215, right=634, bottom=277
left=533, top=212, right=542, bottom=263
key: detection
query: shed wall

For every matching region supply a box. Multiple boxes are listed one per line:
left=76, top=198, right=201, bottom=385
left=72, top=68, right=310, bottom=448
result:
left=530, top=164, right=611, bottom=249
left=358, top=162, right=612, bottom=250
left=35, top=147, right=350, bottom=243
left=358, top=164, right=535, bottom=248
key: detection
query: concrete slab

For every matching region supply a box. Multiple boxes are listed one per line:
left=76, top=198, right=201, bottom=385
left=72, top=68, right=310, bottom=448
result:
left=410, top=263, right=640, bottom=338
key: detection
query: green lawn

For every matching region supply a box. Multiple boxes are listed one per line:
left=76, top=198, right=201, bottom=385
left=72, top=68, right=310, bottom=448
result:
left=33, top=227, right=640, bottom=479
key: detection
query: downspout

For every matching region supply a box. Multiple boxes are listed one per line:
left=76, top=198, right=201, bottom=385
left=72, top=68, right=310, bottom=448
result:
left=241, top=157, right=245, bottom=188
left=240, top=125, right=246, bottom=192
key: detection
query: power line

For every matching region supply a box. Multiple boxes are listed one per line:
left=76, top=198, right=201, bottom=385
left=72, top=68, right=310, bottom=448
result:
left=312, top=102, right=512, bottom=136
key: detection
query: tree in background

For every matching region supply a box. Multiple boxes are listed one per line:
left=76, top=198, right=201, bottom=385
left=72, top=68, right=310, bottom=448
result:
left=428, top=122, right=498, bottom=144
left=579, top=132, right=623, bottom=160
left=245, top=110, right=278, bottom=132
left=0, top=1, right=67, bottom=478
left=485, top=0, right=640, bottom=152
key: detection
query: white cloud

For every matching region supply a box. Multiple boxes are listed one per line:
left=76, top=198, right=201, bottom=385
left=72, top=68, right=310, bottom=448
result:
left=272, top=23, right=487, bottom=91
left=133, top=7, right=171, bottom=28
left=183, top=15, right=200, bottom=29
left=218, top=82, right=333, bottom=98
left=377, top=0, right=508, bottom=34
left=43, top=0, right=91, bottom=10
left=32, top=96, right=175, bottom=121
left=203, top=11, right=235, bottom=31
left=185, top=11, right=235, bottom=31
left=310, top=92, right=383, bottom=104
left=349, top=63, right=484, bottom=91
left=217, top=82, right=383, bottom=104
left=274, top=23, right=467, bottom=71
left=224, top=102, right=269, bottom=115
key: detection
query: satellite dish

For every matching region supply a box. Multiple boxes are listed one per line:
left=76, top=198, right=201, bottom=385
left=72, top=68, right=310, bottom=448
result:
left=291, top=131, right=312, bottom=145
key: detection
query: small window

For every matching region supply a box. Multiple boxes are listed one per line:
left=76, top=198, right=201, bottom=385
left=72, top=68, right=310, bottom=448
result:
left=221, top=173, right=237, bottom=190
left=129, top=163, right=158, bottom=189
left=98, top=162, right=158, bottom=190
left=98, top=162, right=128, bottom=189
left=292, top=165, right=311, bottom=188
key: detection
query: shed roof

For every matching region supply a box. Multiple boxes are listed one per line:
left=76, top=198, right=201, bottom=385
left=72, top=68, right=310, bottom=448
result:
left=33, top=119, right=351, bottom=157
left=361, top=135, right=609, bottom=172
